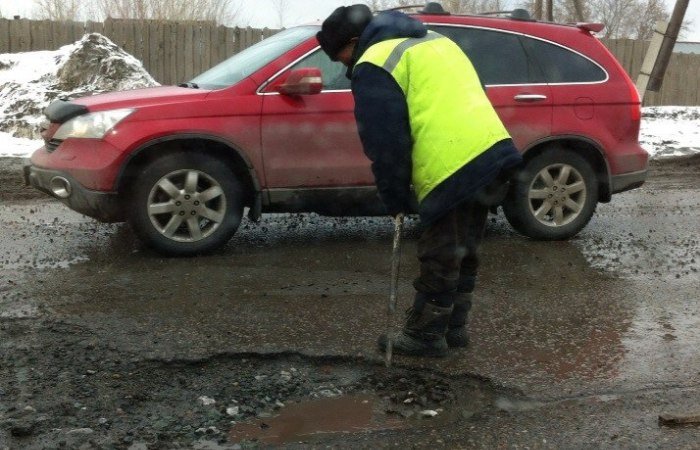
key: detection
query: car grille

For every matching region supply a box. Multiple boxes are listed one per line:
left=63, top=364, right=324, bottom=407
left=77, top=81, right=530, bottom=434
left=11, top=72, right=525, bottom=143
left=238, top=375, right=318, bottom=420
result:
left=46, top=139, right=62, bottom=153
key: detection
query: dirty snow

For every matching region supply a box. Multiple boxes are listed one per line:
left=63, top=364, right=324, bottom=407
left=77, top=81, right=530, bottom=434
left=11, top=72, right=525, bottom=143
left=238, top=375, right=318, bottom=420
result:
left=0, top=36, right=698, bottom=159
left=0, top=33, right=158, bottom=142
left=639, top=106, right=700, bottom=158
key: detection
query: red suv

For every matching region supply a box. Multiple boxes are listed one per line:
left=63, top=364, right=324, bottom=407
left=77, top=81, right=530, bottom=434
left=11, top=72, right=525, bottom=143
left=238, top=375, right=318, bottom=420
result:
left=24, top=5, right=648, bottom=256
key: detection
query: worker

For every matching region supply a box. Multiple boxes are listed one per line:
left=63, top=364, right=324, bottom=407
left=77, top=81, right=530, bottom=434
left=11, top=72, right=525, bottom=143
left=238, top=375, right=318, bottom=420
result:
left=317, top=5, right=523, bottom=357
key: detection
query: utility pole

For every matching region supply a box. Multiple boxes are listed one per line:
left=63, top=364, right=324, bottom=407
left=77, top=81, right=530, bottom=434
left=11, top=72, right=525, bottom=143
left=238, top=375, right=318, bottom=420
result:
left=546, top=0, right=553, bottom=21
left=647, top=0, right=689, bottom=92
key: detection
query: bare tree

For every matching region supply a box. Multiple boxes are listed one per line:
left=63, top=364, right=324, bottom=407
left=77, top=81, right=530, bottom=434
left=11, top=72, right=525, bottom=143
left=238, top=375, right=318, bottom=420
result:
left=33, top=0, right=81, bottom=21
left=552, top=0, right=593, bottom=22
left=269, top=0, right=289, bottom=28
left=363, top=0, right=386, bottom=11
left=633, top=0, right=670, bottom=39
left=90, top=0, right=241, bottom=25
left=592, top=0, right=640, bottom=37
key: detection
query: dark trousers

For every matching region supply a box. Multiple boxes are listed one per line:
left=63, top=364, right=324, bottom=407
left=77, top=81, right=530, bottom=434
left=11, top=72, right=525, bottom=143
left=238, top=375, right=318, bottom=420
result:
left=413, top=201, right=489, bottom=297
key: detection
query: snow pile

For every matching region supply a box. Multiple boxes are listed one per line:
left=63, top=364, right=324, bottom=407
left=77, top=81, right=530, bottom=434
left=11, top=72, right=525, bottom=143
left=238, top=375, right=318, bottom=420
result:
left=640, top=106, right=700, bottom=159
left=0, top=33, right=159, bottom=140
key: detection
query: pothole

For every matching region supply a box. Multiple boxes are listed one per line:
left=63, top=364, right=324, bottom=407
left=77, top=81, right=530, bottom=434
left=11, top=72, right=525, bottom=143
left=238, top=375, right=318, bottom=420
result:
left=0, top=321, right=522, bottom=448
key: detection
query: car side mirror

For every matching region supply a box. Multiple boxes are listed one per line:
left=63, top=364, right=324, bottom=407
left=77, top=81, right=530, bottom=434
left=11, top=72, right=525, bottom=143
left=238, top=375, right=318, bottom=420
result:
left=276, top=68, right=323, bottom=96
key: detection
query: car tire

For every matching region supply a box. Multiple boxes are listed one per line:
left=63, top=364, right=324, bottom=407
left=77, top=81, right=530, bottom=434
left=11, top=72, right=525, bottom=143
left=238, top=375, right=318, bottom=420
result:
left=503, top=148, right=598, bottom=240
left=128, top=152, right=244, bottom=256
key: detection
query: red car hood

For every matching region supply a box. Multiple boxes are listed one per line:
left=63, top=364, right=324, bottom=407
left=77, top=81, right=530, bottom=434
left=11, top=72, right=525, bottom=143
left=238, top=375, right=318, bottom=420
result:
left=72, top=86, right=210, bottom=111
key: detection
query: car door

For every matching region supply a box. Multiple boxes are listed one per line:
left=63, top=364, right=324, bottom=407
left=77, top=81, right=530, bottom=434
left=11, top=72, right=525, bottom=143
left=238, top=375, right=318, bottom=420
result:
left=429, top=25, right=553, bottom=151
left=260, top=48, right=373, bottom=189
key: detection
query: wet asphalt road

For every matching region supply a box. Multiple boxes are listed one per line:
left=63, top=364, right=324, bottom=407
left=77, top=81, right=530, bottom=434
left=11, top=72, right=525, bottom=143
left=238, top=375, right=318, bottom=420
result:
left=1, top=156, right=699, bottom=448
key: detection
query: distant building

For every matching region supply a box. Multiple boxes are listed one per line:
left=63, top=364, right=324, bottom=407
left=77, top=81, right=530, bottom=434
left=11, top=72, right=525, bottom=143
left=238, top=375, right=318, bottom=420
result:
left=674, top=41, right=700, bottom=54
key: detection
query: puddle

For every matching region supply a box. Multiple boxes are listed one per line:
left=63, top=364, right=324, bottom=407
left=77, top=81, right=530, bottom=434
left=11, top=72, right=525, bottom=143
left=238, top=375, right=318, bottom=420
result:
left=494, top=396, right=547, bottom=412
left=228, top=394, right=404, bottom=445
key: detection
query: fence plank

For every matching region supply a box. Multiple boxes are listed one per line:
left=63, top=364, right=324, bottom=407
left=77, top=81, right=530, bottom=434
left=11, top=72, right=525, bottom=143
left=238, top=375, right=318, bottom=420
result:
left=148, top=22, right=161, bottom=83
left=21, top=19, right=32, bottom=51
left=167, top=22, right=177, bottom=85
left=140, top=20, right=150, bottom=74
left=103, top=18, right=114, bottom=46
left=8, top=19, right=19, bottom=52
left=693, top=57, right=700, bottom=105
left=0, top=20, right=10, bottom=53
left=193, top=22, right=202, bottom=77
left=85, top=20, right=101, bottom=36
left=224, top=27, right=233, bottom=58
left=245, top=26, right=253, bottom=51
left=70, top=21, right=82, bottom=43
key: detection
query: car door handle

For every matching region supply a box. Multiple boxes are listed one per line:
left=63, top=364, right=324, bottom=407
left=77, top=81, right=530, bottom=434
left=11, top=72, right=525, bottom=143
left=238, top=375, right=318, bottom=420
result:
left=514, top=94, right=548, bottom=102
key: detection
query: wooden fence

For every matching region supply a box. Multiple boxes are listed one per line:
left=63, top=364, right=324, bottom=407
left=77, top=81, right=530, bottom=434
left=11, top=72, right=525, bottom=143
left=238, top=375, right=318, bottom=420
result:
left=602, top=38, right=700, bottom=106
left=0, top=18, right=278, bottom=86
left=1, top=18, right=699, bottom=105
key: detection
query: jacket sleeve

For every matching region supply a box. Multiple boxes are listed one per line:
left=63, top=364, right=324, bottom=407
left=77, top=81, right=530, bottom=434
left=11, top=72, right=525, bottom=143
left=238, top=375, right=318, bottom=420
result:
left=351, top=63, right=413, bottom=216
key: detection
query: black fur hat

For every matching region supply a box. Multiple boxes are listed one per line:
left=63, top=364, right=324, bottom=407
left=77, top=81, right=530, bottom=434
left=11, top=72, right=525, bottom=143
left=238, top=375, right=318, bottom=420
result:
left=317, top=4, right=373, bottom=61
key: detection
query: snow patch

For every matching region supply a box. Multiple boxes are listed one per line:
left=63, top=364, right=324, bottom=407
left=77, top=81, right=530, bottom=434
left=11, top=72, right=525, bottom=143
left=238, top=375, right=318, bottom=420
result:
left=640, top=106, right=700, bottom=159
left=0, top=33, right=158, bottom=140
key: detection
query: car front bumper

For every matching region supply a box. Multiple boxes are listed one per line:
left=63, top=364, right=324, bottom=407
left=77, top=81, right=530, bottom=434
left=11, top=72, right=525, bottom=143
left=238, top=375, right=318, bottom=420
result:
left=24, top=163, right=124, bottom=222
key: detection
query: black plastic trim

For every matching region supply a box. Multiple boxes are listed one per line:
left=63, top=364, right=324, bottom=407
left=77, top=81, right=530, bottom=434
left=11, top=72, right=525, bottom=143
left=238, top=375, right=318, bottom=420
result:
left=24, top=164, right=124, bottom=222
left=265, top=186, right=412, bottom=216
left=44, top=100, right=89, bottom=124
left=611, top=169, right=647, bottom=194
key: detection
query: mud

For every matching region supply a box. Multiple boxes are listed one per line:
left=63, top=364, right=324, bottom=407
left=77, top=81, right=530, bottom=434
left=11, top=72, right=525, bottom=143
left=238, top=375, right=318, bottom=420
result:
left=1, top=155, right=699, bottom=448
left=1, top=318, right=504, bottom=448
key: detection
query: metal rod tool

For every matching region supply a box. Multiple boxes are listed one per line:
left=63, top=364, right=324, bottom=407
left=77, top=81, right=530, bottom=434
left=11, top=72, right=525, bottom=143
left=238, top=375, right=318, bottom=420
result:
left=385, top=213, right=404, bottom=368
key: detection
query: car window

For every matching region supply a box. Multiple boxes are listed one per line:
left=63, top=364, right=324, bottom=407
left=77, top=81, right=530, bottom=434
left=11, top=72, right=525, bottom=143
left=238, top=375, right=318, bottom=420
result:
left=430, top=26, right=545, bottom=85
left=191, top=26, right=318, bottom=89
left=521, top=37, right=607, bottom=83
left=289, top=49, right=351, bottom=91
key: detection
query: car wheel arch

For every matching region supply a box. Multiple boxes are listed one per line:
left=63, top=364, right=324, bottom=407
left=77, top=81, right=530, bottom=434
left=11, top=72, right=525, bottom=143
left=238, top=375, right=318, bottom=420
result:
left=115, top=134, right=263, bottom=219
left=520, top=136, right=612, bottom=203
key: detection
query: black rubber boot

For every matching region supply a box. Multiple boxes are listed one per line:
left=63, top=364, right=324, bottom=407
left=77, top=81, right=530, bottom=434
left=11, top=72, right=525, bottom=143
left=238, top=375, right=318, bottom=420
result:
left=446, top=292, right=472, bottom=348
left=378, top=293, right=453, bottom=358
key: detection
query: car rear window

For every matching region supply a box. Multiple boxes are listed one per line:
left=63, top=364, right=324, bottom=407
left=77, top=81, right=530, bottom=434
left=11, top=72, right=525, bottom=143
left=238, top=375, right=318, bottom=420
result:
left=430, top=26, right=545, bottom=85
left=521, top=37, right=607, bottom=83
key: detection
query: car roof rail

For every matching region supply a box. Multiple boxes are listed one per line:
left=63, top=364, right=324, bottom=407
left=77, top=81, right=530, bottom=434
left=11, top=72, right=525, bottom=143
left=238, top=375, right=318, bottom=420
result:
left=382, top=4, right=425, bottom=12
left=480, top=9, right=533, bottom=21
left=381, top=3, right=449, bottom=14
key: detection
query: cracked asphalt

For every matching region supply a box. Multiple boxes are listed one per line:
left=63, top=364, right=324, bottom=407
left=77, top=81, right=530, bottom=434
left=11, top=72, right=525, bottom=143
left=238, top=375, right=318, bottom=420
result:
left=1, top=155, right=699, bottom=449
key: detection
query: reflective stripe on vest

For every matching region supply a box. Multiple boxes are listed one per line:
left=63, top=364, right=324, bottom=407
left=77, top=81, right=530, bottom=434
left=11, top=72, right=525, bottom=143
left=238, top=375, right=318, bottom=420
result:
left=355, top=32, right=511, bottom=202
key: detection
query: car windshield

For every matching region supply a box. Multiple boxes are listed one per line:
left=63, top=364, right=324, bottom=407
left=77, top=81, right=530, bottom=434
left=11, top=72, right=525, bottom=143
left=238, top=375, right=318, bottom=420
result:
left=191, top=26, right=318, bottom=90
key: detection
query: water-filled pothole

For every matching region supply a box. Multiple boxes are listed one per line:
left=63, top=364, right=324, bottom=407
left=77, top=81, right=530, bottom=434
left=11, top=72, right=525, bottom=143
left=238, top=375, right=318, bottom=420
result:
left=228, top=394, right=405, bottom=445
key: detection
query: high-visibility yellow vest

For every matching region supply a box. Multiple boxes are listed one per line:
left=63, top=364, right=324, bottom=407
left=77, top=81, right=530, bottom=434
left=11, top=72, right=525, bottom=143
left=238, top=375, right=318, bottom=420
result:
left=355, top=32, right=511, bottom=202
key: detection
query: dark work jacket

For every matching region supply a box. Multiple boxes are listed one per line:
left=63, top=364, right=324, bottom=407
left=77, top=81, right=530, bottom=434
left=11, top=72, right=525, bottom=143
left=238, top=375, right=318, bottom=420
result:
left=349, top=11, right=523, bottom=225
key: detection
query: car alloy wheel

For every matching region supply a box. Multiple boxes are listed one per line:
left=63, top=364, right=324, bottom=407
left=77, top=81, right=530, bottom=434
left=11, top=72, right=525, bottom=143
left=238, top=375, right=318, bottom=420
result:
left=502, top=148, right=598, bottom=240
left=147, top=168, right=227, bottom=243
left=527, top=163, right=587, bottom=227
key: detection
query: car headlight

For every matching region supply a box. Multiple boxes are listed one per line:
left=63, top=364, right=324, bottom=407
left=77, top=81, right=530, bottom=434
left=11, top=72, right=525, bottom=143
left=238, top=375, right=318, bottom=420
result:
left=53, top=108, right=135, bottom=140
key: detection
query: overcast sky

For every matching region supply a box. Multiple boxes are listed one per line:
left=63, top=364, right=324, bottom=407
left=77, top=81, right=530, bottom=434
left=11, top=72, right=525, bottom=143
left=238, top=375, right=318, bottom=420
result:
left=0, top=0, right=699, bottom=40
